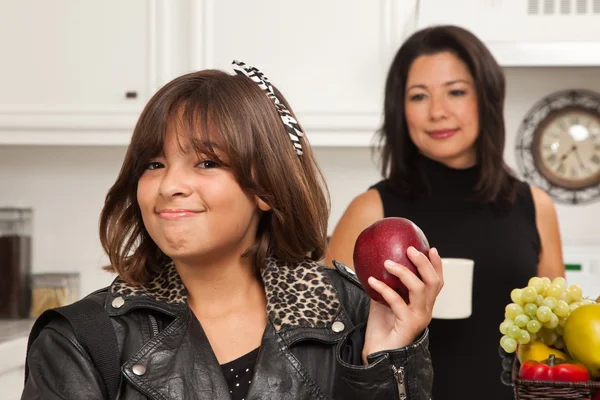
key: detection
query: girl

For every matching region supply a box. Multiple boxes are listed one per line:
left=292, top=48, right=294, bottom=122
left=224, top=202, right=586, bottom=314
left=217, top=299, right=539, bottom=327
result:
left=23, top=61, right=442, bottom=399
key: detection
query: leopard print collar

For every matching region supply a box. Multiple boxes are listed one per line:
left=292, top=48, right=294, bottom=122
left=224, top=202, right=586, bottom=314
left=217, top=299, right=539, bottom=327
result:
left=109, top=259, right=341, bottom=332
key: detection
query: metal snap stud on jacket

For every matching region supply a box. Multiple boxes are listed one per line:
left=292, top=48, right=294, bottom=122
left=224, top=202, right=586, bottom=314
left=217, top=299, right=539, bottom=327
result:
left=132, top=364, right=147, bottom=376
left=111, top=296, right=125, bottom=309
left=331, top=321, right=345, bottom=332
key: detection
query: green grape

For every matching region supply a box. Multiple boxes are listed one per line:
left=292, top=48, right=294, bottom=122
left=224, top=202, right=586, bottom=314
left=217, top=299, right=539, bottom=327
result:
left=555, top=325, right=564, bottom=336
left=542, top=296, right=558, bottom=310
left=543, top=313, right=559, bottom=329
left=536, top=305, right=552, bottom=322
left=517, top=330, right=531, bottom=345
left=546, top=284, right=563, bottom=299
left=499, top=319, right=515, bottom=335
left=507, top=325, right=521, bottom=339
left=553, top=277, right=567, bottom=289
left=524, top=303, right=538, bottom=317
left=558, top=291, right=569, bottom=302
left=529, top=332, right=537, bottom=341
left=510, top=288, right=523, bottom=305
left=526, top=319, right=542, bottom=333
left=500, top=336, right=518, bottom=353
left=528, top=277, right=545, bottom=294
left=514, top=314, right=530, bottom=328
left=505, top=303, right=524, bottom=319
left=536, top=295, right=544, bottom=306
left=567, top=285, right=583, bottom=302
left=540, top=277, right=551, bottom=288
left=521, top=286, right=538, bottom=303
left=554, top=337, right=565, bottom=349
left=554, top=300, right=570, bottom=317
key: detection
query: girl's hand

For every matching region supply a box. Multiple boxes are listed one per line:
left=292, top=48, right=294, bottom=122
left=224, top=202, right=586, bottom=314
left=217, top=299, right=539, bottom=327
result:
left=362, top=247, right=443, bottom=364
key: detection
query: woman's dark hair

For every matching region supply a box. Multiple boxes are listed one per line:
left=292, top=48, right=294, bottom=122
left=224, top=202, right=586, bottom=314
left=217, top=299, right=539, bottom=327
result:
left=378, top=25, right=517, bottom=204
left=99, top=69, right=329, bottom=284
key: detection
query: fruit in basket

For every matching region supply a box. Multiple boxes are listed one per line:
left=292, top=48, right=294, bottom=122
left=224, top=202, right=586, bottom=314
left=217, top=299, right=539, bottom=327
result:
left=563, top=303, right=600, bottom=378
left=498, top=277, right=591, bottom=354
left=353, top=217, right=430, bottom=304
left=516, top=340, right=569, bottom=364
left=500, top=277, right=593, bottom=353
left=518, top=354, right=590, bottom=382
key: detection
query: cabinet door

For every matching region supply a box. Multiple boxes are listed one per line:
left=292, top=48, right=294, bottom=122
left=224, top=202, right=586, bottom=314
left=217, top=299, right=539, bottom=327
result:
left=189, top=0, right=411, bottom=146
left=0, top=0, right=162, bottom=144
left=0, top=0, right=150, bottom=107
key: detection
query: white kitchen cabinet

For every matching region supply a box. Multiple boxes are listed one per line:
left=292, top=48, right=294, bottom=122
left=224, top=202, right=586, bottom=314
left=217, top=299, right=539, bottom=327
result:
left=0, top=0, right=420, bottom=147
left=188, top=0, right=411, bottom=147
left=2, top=1, right=600, bottom=146
left=0, top=0, right=184, bottom=145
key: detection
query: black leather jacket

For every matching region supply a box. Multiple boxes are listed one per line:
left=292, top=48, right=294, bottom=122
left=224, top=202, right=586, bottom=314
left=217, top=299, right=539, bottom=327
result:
left=23, top=260, right=433, bottom=399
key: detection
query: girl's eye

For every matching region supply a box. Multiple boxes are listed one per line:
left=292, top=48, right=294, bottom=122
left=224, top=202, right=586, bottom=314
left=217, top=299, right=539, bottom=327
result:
left=450, top=89, right=466, bottom=97
left=408, top=93, right=426, bottom=102
left=197, top=160, right=219, bottom=169
left=145, top=161, right=163, bottom=170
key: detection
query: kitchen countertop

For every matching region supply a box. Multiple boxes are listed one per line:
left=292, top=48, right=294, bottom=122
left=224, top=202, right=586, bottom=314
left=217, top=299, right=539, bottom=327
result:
left=0, top=319, right=33, bottom=344
left=0, top=319, right=33, bottom=375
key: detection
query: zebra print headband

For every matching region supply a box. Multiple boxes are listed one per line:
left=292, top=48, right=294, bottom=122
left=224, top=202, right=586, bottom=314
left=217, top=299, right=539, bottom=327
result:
left=232, top=60, right=305, bottom=156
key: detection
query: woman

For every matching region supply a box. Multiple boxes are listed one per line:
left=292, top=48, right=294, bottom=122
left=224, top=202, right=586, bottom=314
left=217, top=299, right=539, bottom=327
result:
left=326, top=26, right=564, bottom=399
left=22, top=61, right=443, bottom=399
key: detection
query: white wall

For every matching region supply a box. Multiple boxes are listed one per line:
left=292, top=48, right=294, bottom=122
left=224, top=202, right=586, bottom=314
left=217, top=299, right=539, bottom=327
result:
left=504, top=67, right=600, bottom=246
left=1, top=68, right=599, bottom=297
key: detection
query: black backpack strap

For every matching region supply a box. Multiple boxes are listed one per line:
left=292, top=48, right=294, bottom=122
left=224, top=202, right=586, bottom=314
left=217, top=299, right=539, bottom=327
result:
left=25, top=297, right=121, bottom=400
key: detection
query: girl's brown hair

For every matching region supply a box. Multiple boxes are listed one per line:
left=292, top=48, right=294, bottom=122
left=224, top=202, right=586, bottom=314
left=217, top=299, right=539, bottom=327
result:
left=100, top=69, right=329, bottom=284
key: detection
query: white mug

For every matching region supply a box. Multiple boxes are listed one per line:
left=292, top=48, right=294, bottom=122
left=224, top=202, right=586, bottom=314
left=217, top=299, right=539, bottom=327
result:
left=432, top=258, right=474, bottom=319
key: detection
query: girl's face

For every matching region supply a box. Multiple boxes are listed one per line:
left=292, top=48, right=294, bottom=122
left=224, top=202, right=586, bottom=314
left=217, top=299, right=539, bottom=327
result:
left=137, top=128, right=270, bottom=266
left=404, top=51, right=479, bottom=169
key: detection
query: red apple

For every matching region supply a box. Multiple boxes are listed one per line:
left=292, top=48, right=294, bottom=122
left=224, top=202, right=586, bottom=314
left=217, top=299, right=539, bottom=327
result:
left=353, top=217, right=430, bottom=305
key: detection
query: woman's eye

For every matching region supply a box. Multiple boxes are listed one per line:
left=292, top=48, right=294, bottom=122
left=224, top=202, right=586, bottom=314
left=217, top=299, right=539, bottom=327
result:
left=409, top=93, right=425, bottom=102
left=449, top=89, right=466, bottom=97
left=145, top=161, right=163, bottom=170
left=197, top=160, right=219, bottom=169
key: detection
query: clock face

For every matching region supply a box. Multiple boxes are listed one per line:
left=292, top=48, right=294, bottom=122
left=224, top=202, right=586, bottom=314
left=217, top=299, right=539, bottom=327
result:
left=516, top=90, right=600, bottom=205
left=534, top=108, right=600, bottom=190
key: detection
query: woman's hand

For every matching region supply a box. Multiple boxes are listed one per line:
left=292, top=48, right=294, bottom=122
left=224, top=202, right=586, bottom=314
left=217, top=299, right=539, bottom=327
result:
left=362, top=247, right=443, bottom=364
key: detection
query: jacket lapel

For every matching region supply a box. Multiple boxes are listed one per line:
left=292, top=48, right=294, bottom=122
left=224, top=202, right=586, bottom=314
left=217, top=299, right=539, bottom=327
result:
left=122, top=309, right=232, bottom=400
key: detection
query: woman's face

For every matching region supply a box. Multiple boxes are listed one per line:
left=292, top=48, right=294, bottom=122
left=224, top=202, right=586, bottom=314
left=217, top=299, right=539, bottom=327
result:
left=404, top=51, right=479, bottom=169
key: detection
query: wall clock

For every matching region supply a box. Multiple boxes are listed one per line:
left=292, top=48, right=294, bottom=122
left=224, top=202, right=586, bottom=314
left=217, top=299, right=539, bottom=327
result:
left=515, top=89, right=600, bottom=205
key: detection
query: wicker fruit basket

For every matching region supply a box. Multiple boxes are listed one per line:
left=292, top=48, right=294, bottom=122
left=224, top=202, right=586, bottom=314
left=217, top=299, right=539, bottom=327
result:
left=511, top=356, right=600, bottom=399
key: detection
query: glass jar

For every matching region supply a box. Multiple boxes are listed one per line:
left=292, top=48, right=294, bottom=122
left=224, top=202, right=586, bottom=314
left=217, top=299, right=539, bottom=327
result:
left=0, top=207, right=33, bottom=319
left=29, top=273, right=80, bottom=317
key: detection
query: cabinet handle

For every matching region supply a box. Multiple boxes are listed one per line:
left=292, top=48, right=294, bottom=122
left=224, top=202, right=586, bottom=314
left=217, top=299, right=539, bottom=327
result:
left=125, top=91, right=138, bottom=99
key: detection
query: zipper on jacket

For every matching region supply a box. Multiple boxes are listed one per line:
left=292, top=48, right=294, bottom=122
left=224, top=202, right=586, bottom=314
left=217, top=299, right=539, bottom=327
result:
left=391, top=364, right=407, bottom=399
left=148, top=314, right=159, bottom=337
